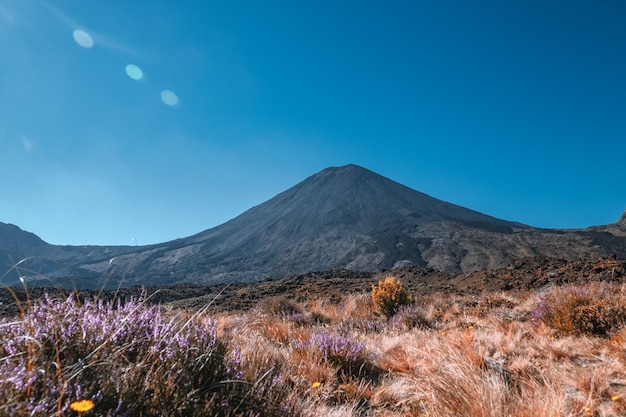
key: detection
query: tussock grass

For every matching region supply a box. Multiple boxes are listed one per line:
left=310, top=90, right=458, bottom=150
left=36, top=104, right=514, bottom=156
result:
left=2, top=279, right=626, bottom=416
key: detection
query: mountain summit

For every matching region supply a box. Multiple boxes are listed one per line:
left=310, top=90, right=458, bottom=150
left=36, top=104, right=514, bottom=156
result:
left=169, top=164, right=527, bottom=281
left=1, top=165, right=625, bottom=288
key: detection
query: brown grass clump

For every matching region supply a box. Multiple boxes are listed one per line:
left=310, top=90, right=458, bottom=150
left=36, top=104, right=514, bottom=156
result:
left=256, top=295, right=303, bottom=317
left=371, top=275, right=412, bottom=318
left=533, top=283, right=626, bottom=336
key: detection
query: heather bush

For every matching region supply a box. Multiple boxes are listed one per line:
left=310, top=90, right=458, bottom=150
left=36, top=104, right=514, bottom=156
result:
left=0, top=293, right=299, bottom=416
left=533, top=285, right=626, bottom=336
left=291, top=331, right=373, bottom=379
left=5, top=276, right=626, bottom=416
left=389, top=305, right=432, bottom=331
left=371, top=275, right=411, bottom=318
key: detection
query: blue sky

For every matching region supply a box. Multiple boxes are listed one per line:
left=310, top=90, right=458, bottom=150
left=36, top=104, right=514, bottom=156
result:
left=1, top=0, right=625, bottom=246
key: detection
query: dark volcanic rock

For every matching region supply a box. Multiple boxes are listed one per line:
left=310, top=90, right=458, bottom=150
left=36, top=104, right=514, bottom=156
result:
left=3, top=256, right=625, bottom=317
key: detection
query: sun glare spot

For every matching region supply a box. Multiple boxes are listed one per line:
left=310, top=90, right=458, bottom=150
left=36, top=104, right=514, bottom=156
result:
left=160, top=90, right=179, bottom=107
left=73, top=30, right=94, bottom=48
left=21, top=137, right=33, bottom=151
left=125, top=64, right=143, bottom=81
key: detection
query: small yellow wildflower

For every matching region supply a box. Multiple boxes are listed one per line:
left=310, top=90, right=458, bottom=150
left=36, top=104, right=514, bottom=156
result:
left=467, top=325, right=474, bottom=330
left=312, top=381, right=321, bottom=388
left=584, top=406, right=592, bottom=416
left=70, top=400, right=95, bottom=416
left=440, top=331, right=446, bottom=336
left=70, top=399, right=94, bottom=413
left=612, top=395, right=620, bottom=401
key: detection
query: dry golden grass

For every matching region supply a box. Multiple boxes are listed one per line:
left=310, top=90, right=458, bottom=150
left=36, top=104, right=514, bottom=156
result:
left=211, top=281, right=626, bottom=416
left=4, top=279, right=626, bottom=416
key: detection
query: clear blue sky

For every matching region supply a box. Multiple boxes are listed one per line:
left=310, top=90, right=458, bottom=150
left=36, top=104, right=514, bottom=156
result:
left=1, top=0, right=625, bottom=246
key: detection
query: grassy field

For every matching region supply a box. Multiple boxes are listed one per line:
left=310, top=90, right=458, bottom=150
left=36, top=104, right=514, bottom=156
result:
left=2, top=276, right=626, bottom=416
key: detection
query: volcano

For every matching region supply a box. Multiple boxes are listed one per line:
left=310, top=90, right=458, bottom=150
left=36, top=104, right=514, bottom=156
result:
left=1, top=165, right=625, bottom=288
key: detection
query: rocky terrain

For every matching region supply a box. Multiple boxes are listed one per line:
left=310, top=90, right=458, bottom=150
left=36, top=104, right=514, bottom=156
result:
left=2, top=255, right=624, bottom=317
left=1, top=165, right=625, bottom=289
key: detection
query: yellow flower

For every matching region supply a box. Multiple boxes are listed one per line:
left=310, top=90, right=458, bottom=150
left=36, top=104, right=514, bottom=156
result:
left=612, top=395, right=620, bottom=401
left=312, top=381, right=321, bottom=388
left=70, top=399, right=94, bottom=413
left=467, top=325, right=474, bottom=330
left=440, top=331, right=446, bottom=336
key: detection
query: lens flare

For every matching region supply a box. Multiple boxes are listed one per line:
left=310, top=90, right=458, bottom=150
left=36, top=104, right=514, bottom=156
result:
left=72, top=30, right=94, bottom=48
left=125, top=64, right=144, bottom=80
left=160, top=90, right=179, bottom=106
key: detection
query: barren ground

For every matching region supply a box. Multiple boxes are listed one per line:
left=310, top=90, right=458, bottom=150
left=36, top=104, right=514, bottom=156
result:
left=2, top=256, right=624, bottom=317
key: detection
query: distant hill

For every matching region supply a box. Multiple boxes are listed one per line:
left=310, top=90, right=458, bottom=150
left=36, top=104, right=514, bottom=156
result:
left=0, top=222, right=135, bottom=287
left=1, top=165, right=625, bottom=288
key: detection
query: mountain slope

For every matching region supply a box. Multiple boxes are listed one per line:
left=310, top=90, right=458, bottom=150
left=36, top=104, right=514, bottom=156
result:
left=0, top=222, right=136, bottom=286
left=128, top=164, right=528, bottom=282
left=2, top=165, right=625, bottom=288
left=64, top=165, right=624, bottom=287
left=0, top=222, right=52, bottom=282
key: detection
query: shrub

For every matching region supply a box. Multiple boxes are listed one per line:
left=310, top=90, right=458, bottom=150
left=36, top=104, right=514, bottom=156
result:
left=291, top=331, right=374, bottom=379
left=533, top=286, right=626, bottom=336
left=371, top=275, right=412, bottom=318
left=257, top=295, right=302, bottom=317
left=389, top=305, right=432, bottom=330
left=571, top=302, right=617, bottom=336
left=0, top=293, right=299, bottom=416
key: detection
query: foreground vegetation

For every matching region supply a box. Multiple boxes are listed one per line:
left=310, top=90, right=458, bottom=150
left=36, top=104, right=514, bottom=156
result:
left=2, top=277, right=626, bottom=416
